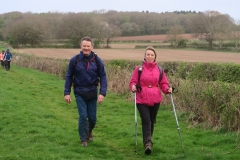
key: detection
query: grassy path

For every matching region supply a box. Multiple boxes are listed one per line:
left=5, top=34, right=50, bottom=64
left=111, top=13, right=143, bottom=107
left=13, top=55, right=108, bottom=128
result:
left=0, top=65, right=239, bottom=159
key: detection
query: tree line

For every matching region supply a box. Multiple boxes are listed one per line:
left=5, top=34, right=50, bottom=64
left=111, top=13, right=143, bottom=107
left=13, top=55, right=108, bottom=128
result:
left=0, top=10, right=239, bottom=49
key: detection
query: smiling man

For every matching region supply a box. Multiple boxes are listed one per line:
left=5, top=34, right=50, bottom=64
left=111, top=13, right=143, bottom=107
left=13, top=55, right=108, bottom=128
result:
left=64, top=36, right=107, bottom=147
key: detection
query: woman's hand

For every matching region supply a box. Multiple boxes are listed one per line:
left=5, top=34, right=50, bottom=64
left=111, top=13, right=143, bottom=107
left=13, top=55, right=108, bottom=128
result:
left=132, top=84, right=137, bottom=92
left=168, top=87, right=172, bottom=93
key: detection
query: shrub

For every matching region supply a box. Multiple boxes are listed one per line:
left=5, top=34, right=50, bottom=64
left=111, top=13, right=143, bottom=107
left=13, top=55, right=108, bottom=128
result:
left=188, top=63, right=240, bottom=84
left=11, top=54, right=240, bottom=131
left=175, top=80, right=240, bottom=131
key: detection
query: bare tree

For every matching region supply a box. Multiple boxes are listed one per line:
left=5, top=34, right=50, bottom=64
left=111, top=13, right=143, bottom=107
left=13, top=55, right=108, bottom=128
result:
left=230, top=19, right=240, bottom=49
left=4, top=15, right=47, bottom=47
left=56, top=13, right=96, bottom=47
left=190, top=10, right=233, bottom=49
left=103, top=24, right=121, bottom=48
left=88, top=18, right=107, bottom=48
left=41, top=12, right=63, bottom=39
left=215, top=32, right=229, bottom=50
left=1, top=10, right=238, bottom=49
left=167, top=24, right=185, bottom=47
left=120, top=23, right=135, bottom=36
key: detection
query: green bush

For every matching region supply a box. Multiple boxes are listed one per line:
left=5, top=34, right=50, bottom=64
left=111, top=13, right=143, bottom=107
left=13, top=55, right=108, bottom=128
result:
left=106, top=59, right=139, bottom=69
left=178, top=39, right=187, bottom=47
left=188, top=63, right=240, bottom=84
left=157, top=61, right=240, bottom=84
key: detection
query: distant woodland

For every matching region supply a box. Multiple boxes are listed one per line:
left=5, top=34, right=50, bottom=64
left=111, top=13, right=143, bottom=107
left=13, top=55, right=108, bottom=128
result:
left=0, top=10, right=239, bottom=49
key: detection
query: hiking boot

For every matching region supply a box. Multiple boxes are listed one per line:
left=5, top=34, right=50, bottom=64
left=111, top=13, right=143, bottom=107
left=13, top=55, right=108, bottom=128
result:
left=88, top=132, right=93, bottom=142
left=144, top=142, right=153, bottom=155
left=81, top=141, right=88, bottom=147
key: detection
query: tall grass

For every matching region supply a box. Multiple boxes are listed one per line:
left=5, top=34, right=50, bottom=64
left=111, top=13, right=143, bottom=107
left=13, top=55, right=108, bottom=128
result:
left=8, top=53, right=240, bottom=131
left=0, top=65, right=239, bottom=159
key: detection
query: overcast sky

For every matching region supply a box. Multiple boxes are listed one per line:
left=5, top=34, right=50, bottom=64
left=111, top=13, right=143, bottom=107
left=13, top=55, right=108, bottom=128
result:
left=1, top=0, right=240, bottom=20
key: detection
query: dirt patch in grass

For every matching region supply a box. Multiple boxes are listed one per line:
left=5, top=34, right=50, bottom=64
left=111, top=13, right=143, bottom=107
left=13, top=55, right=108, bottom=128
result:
left=15, top=48, right=240, bottom=64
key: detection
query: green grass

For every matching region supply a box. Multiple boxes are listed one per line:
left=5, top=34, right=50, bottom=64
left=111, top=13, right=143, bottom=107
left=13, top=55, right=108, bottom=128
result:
left=0, top=65, right=239, bottom=160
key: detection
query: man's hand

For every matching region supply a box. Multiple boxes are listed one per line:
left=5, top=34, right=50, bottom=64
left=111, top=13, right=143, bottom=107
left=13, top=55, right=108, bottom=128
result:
left=64, top=95, right=72, bottom=103
left=98, top=94, right=105, bottom=104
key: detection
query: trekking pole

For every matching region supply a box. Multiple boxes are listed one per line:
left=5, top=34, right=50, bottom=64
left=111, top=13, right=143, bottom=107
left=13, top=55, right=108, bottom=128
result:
left=170, top=92, right=186, bottom=156
left=134, top=92, right=138, bottom=154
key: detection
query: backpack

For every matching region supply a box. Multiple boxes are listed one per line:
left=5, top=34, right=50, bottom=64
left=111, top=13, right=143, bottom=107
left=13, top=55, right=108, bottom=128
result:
left=136, top=64, right=163, bottom=93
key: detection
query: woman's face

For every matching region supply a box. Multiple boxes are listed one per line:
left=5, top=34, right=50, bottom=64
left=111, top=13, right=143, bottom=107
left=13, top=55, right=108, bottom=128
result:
left=145, top=50, right=155, bottom=63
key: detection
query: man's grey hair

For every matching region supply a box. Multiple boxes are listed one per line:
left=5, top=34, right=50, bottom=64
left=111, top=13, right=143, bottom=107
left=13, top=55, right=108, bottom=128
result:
left=80, top=36, right=94, bottom=46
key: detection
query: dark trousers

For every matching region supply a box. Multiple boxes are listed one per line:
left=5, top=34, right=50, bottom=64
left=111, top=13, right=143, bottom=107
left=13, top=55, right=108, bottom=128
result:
left=5, top=61, right=10, bottom=71
left=137, top=103, right=160, bottom=144
left=0, top=60, right=4, bottom=68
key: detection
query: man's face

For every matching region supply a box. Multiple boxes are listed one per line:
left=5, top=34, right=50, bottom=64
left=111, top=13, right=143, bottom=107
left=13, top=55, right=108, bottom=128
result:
left=81, top=40, right=93, bottom=56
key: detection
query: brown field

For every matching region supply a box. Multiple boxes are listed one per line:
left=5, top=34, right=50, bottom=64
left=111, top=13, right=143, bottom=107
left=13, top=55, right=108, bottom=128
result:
left=15, top=34, right=240, bottom=63
left=15, top=43, right=240, bottom=64
left=111, top=34, right=195, bottom=41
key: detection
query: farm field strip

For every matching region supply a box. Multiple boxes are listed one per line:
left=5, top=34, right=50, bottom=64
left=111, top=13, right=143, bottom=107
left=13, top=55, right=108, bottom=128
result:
left=15, top=48, right=240, bottom=64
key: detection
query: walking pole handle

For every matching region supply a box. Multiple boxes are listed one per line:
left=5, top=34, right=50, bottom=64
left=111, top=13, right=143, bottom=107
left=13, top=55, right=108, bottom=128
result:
left=172, top=87, right=178, bottom=93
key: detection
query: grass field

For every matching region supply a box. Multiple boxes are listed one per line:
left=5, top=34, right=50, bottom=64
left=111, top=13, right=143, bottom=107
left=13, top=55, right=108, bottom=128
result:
left=1, top=43, right=240, bottom=159
left=0, top=65, right=239, bottom=160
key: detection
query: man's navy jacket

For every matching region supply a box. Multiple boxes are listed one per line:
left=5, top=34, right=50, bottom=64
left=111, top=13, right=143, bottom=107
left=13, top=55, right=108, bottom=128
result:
left=64, top=51, right=107, bottom=96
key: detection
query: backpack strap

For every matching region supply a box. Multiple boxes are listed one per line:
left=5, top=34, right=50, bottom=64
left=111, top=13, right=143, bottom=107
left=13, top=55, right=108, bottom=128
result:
left=72, top=54, right=80, bottom=76
left=73, top=52, right=99, bottom=74
left=158, top=65, right=163, bottom=82
left=136, top=65, right=143, bottom=93
left=138, top=65, right=143, bottom=85
left=74, top=54, right=80, bottom=67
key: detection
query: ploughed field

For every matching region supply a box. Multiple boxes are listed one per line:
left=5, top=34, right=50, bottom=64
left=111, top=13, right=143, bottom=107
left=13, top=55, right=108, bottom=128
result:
left=15, top=46, right=240, bottom=64
left=111, top=34, right=195, bottom=41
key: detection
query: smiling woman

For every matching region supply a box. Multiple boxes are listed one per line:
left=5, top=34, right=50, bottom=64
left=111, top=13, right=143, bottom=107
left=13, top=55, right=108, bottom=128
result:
left=144, top=46, right=157, bottom=63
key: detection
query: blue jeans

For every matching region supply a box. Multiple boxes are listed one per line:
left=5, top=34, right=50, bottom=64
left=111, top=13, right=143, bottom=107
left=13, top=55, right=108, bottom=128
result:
left=75, top=93, right=97, bottom=142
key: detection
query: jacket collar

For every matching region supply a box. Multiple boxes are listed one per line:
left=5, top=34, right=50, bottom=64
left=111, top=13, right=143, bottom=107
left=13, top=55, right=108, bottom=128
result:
left=143, top=60, right=156, bottom=69
left=79, top=51, right=94, bottom=60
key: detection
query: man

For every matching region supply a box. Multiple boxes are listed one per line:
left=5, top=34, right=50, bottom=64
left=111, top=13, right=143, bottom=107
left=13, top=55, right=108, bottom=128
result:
left=3, top=49, right=12, bottom=71
left=0, top=50, right=5, bottom=69
left=64, top=36, right=107, bottom=147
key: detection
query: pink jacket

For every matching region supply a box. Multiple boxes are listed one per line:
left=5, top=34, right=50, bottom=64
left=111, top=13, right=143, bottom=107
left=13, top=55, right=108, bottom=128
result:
left=0, top=53, right=4, bottom=60
left=129, top=61, right=170, bottom=106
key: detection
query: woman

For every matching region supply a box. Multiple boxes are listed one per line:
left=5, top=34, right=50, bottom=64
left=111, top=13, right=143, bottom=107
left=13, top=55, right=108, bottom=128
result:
left=3, top=49, right=12, bottom=71
left=0, top=50, right=5, bottom=69
left=129, top=46, right=172, bottom=155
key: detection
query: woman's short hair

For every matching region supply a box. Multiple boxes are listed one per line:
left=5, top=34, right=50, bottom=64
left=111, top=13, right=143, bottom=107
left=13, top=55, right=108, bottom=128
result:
left=145, top=46, right=157, bottom=59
